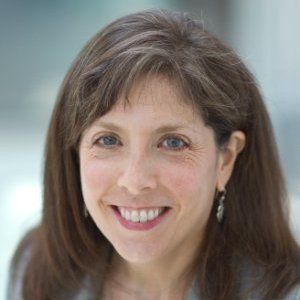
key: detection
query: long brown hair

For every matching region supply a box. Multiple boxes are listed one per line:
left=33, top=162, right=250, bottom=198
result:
left=8, top=9, right=299, bottom=299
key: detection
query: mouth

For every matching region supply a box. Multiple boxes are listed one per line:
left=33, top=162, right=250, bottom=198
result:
left=110, top=205, right=171, bottom=231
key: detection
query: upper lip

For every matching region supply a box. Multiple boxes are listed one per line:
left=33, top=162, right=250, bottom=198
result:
left=104, top=198, right=171, bottom=209
left=110, top=204, right=170, bottom=209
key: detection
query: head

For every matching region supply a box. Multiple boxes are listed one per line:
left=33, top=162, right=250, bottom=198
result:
left=78, top=73, right=245, bottom=266
left=25, top=8, right=297, bottom=299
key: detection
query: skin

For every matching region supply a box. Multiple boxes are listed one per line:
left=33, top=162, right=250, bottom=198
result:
left=79, top=76, right=245, bottom=299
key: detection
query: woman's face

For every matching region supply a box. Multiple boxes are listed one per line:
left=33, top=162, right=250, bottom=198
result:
left=79, top=76, right=223, bottom=264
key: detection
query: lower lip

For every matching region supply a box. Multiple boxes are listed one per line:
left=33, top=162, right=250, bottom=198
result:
left=111, top=206, right=171, bottom=231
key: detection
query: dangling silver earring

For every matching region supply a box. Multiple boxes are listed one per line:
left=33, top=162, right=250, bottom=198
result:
left=83, top=203, right=89, bottom=218
left=216, top=189, right=226, bottom=223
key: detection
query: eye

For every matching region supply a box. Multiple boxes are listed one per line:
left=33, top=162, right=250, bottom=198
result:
left=160, top=136, right=188, bottom=151
left=95, top=135, right=120, bottom=148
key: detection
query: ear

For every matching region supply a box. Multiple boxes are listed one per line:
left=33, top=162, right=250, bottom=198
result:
left=216, top=131, right=246, bottom=190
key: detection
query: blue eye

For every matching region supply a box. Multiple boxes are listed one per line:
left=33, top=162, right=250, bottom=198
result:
left=161, top=137, right=188, bottom=151
left=97, top=135, right=119, bottom=148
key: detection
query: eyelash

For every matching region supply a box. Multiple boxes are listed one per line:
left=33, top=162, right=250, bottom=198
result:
left=95, top=135, right=121, bottom=149
left=94, top=134, right=189, bottom=152
left=159, top=136, right=189, bottom=151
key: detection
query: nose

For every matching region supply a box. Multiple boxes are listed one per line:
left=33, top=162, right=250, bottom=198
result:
left=117, top=152, right=158, bottom=195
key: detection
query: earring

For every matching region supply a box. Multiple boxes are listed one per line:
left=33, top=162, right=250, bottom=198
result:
left=83, top=203, right=89, bottom=218
left=216, top=189, right=226, bottom=223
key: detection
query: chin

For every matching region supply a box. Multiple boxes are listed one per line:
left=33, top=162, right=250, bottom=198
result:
left=112, top=238, right=168, bottom=264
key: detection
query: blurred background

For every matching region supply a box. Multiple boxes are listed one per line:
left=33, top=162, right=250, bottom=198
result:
left=0, top=0, right=299, bottom=298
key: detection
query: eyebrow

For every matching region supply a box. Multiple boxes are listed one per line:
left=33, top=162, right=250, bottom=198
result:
left=93, top=121, right=190, bottom=134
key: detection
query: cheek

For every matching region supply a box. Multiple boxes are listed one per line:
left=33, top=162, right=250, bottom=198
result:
left=159, top=157, right=217, bottom=202
left=166, top=170, right=196, bottom=196
left=80, top=159, right=113, bottom=199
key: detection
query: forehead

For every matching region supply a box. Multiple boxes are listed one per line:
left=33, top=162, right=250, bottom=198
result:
left=100, top=75, right=203, bottom=126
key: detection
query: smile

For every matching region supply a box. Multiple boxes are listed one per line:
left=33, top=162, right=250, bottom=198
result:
left=111, top=205, right=171, bottom=231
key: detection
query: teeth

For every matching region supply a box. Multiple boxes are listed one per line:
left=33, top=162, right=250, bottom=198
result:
left=147, top=209, right=155, bottom=220
left=125, top=210, right=131, bottom=221
left=117, top=207, right=165, bottom=223
left=131, top=210, right=139, bottom=222
left=120, top=208, right=125, bottom=218
left=139, top=210, right=148, bottom=223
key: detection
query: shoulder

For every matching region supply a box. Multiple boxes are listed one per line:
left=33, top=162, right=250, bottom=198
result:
left=239, top=258, right=300, bottom=299
left=6, top=228, right=39, bottom=300
left=7, top=240, right=33, bottom=299
left=186, top=258, right=300, bottom=300
left=283, top=285, right=300, bottom=300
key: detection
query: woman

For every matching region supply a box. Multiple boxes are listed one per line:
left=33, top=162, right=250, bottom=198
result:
left=8, top=9, right=300, bottom=300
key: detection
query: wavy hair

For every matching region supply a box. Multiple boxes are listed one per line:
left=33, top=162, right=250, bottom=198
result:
left=9, top=9, right=299, bottom=300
